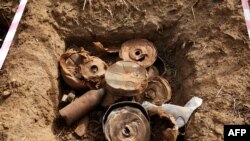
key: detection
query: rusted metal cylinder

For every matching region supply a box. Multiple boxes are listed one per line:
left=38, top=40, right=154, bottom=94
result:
left=105, top=61, right=148, bottom=97
left=59, top=88, right=105, bottom=125
left=103, top=102, right=150, bottom=141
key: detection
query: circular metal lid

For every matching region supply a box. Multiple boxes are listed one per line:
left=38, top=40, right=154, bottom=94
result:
left=80, top=57, right=108, bottom=80
left=135, top=76, right=172, bottom=105
left=119, top=39, right=157, bottom=68
left=105, top=61, right=148, bottom=96
left=103, top=102, right=150, bottom=141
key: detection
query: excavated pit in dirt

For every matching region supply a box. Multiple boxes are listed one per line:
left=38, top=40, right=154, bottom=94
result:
left=52, top=29, right=195, bottom=140
left=1, top=1, right=249, bottom=141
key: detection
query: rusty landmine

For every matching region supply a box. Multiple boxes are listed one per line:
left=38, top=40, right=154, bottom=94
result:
left=103, top=102, right=150, bottom=141
left=105, top=61, right=148, bottom=97
left=60, top=48, right=107, bottom=89
left=119, top=39, right=157, bottom=68
left=148, top=107, right=178, bottom=141
left=135, top=76, right=172, bottom=105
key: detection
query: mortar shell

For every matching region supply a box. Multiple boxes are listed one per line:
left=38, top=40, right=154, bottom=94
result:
left=59, top=88, right=105, bottom=125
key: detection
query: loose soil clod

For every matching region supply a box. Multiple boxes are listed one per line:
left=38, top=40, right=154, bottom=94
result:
left=74, top=116, right=89, bottom=137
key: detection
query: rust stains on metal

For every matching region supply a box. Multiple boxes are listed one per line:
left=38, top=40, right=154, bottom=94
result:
left=59, top=89, right=105, bottom=125
left=101, top=92, right=122, bottom=107
left=60, top=48, right=89, bottom=89
left=93, top=42, right=120, bottom=54
left=103, top=102, right=150, bottom=141
left=119, top=39, right=157, bottom=68
left=105, top=61, right=148, bottom=97
left=147, top=66, right=159, bottom=79
left=135, top=76, right=172, bottom=105
left=60, top=48, right=107, bottom=89
left=79, top=56, right=107, bottom=82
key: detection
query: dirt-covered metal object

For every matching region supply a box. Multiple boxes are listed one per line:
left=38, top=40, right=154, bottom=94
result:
left=80, top=56, right=107, bottom=81
left=103, top=102, right=150, bottom=141
left=135, top=76, right=172, bottom=105
left=147, top=66, right=159, bottom=79
left=60, top=48, right=89, bottom=89
left=60, top=48, right=107, bottom=89
left=105, top=61, right=148, bottom=97
left=148, top=107, right=178, bottom=141
left=93, top=42, right=120, bottom=54
left=101, top=92, right=122, bottom=107
left=119, top=39, right=157, bottom=68
left=59, top=89, right=105, bottom=125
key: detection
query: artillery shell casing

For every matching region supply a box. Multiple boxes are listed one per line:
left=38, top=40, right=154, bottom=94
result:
left=59, top=89, right=105, bottom=125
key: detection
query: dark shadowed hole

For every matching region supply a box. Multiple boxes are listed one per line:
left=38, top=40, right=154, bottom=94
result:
left=59, top=29, right=193, bottom=141
left=90, top=65, right=98, bottom=73
left=122, top=126, right=131, bottom=137
left=135, top=50, right=141, bottom=56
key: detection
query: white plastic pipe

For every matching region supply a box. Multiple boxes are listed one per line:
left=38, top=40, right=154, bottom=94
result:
left=142, top=97, right=203, bottom=128
left=0, top=0, right=28, bottom=69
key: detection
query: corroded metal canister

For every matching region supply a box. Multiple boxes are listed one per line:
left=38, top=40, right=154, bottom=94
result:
left=60, top=48, right=89, bottom=89
left=105, top=61, right=148, bottom=97
left=135, top=76, right=172, bottom=105
left=103, top=102, right=150, bottom=141
left=60, top=48, right=107, bottom=89
left=59, top=88, right=105, bottom=125
left=119, top=39, right=157, bottom=68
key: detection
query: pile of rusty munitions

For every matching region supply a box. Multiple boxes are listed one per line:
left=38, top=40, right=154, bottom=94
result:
left=58, top=39, right=178, bottom=141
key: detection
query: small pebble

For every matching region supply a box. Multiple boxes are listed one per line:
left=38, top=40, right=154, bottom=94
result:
left=2, top=90, right=11, bottom=98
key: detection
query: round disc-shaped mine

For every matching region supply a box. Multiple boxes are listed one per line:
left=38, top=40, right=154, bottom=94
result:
left=104, top=106, right=150, bottom=141
left=105, top=61, right=148, bottom=96
left=119, top=39, right=157, bottom=68
left=60, top=48, right=90, bottom=89
left=135, top=76, right=172, bottom=105
left=80, top=57, right=108, bottom=80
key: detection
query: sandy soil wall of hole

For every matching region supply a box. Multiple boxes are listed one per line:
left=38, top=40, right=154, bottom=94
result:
left=0, top=0, right=249, bottom=141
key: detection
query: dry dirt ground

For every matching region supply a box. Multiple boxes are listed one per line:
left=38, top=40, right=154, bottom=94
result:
left=0, top=0, right=249, bottom=141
